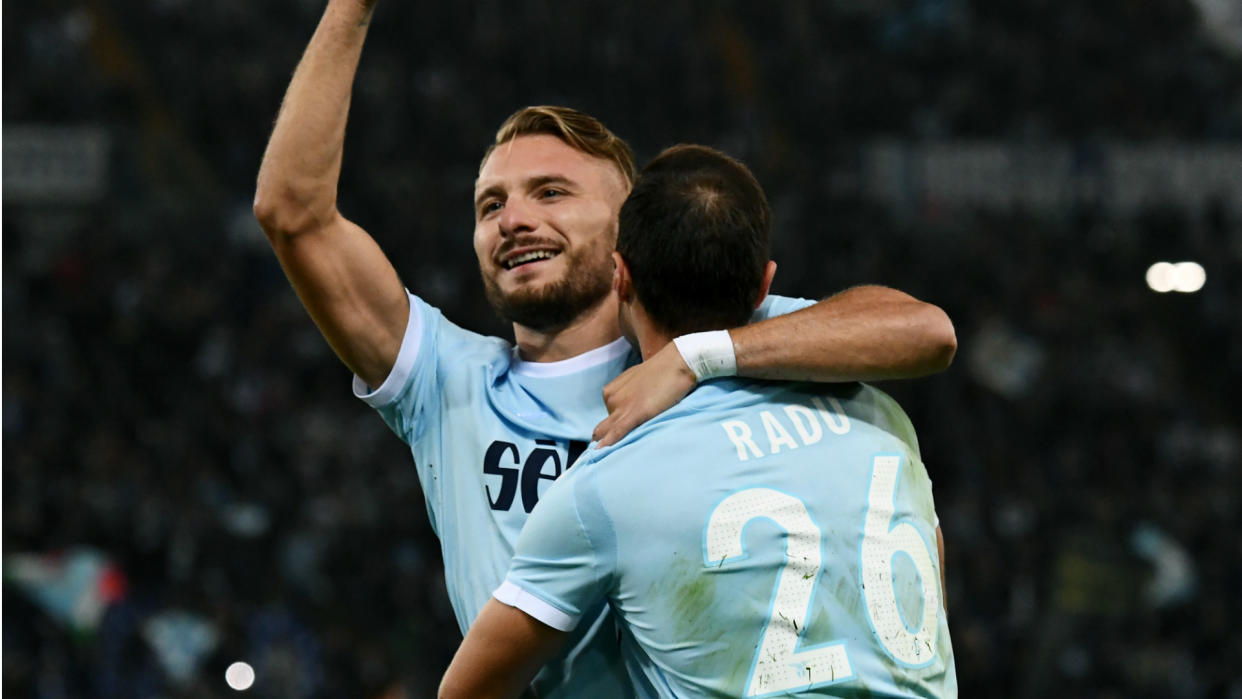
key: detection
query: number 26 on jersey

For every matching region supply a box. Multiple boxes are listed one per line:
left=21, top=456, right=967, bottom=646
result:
left=703, top=454, right=942, bottom=697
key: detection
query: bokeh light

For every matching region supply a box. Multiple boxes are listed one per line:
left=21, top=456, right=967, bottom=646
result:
left=1146, top=261, right=1205, bottom=293
left=1172, top=261, right=1206, bottom=292
left=225, top=662, right=255, bottom=691
left=1146, top=262, right=1176, bottom=292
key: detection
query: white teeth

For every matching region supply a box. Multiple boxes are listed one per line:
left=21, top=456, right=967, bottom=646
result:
left=505, top=251, right=557, bottom=268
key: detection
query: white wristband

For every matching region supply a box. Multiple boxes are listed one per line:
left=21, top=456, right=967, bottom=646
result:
left=674, top=330, right=737, bottom=382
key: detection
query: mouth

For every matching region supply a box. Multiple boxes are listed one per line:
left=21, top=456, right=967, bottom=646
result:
left=500, top=248, right=561, bottom=270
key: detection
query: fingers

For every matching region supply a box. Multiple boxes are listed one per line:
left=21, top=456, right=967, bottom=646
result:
left=594, top=411, right=637, bottom=448
left=594, top=400, right=640, bottom=446
left=592, top=415, right=611, bottom=444
left=593, top=406, right=632, bottom=447
left=596, top=352, right=695, bottom=446
left=601, top=369, right=636, bottom=406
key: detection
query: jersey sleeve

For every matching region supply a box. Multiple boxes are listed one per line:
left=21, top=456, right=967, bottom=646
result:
left=351, top=291, right=509, bottom=443
left=751, top=293, right=816, bottom=322
left=351, top=292, right=442, bottom=445
left=495, top=468, right=616, bottom=632
left=350, top=291, right=499, bottom=532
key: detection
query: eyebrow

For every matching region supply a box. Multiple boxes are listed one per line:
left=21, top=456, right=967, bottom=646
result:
left=474, top=174, right=578, bottom=210
left=525, top=174, right=576, bottom=191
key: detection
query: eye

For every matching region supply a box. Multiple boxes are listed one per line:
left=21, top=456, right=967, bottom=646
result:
left=478, top=200, right=502, bottom=218
left=539, top=188, right=565, bottom=200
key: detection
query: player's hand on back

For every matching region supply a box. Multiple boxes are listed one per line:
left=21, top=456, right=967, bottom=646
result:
left=593, top=342, right=697, bottom=447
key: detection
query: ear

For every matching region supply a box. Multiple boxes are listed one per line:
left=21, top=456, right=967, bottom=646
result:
left=612, top=251, right=634, bottom=303
left=754, top=261, right=777, bottom=309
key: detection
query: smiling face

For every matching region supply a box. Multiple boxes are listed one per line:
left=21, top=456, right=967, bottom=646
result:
left=473, top=134, right=630, bottom=332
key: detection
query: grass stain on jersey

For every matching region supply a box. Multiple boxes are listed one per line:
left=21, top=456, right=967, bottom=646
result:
left=672, top=573, right=716, bottom=625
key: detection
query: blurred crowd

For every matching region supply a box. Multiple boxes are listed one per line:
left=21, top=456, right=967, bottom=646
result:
left=5, top=0, right=1241, bottom=697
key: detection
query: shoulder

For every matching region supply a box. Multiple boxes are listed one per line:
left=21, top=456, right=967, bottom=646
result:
left=412, top=293, right=513, bottom=359
left=831, top=382, right=921, bottom=457
left=357, top=292, right=513, bottom=408
left=403, top=295, right=522, bottom=391
left=751, top=293, right=816, bottom=321
left=519, top=460, right=614, bottom=555
left=572, top=389, right=735, bottom=475
left=559, top=438, right=653, bottom=506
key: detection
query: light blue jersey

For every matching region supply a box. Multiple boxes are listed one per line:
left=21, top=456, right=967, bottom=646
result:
left=355, top=291, right=814, bottom=697
left=501, top=379, right=956, bottom=698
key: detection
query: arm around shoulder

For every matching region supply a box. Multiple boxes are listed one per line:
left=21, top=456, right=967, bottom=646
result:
left=733, top=285, right=957, bottom=382
left=593, top=285, right=955, bottom=445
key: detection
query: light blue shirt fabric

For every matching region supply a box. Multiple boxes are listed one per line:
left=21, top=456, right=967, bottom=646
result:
left=355, top=291, right=815, bottom=697
left=501, top=379, right=957, bottom=698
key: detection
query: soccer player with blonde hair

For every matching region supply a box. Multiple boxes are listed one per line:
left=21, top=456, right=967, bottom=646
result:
left=255, top=1, right=956, bottom=695
left=443, top=145, right=956, bottom=698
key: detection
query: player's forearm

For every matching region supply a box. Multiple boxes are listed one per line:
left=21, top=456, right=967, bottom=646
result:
left=254, top=0, right=376, bottom=236
left=733, top=285, right=957, bottom=382
left=440, top=601, right=564, bottom=699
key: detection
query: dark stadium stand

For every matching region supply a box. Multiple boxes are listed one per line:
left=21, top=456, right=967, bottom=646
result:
left=4, top=0, right=1239, bottom=696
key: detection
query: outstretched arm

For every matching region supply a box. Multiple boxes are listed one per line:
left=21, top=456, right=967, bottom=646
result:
left=594, top=285, right=956, bottom=445
left=439, top=600, right=568, bottom=699
left=253, top=0, right=408, bottom=389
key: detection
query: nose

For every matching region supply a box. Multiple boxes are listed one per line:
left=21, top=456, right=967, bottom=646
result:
left=497, top=196, right=537, bottom=238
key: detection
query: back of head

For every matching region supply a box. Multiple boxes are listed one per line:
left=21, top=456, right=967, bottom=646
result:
left=483, top=106, right=637, bottom=188
left=617, top=144, right=772, bottom=336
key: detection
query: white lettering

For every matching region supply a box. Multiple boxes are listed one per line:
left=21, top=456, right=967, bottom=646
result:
left=760, top=410, right=800, bottom=454
left=722, top=420, right=764, bottom=461
left=723, top=398, right=852, bottom=461
left=783, top=404, right=823, bottom=445
left=812, top=396, right=851, bottom=434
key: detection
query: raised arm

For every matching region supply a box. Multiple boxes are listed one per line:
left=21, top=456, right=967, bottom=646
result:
left=253, top=0, right=408, bottom=388
left=594, top=285, right=956, bottom=445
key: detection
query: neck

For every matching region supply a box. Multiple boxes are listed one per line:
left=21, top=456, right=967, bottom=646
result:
left=513, top=293, right=623, bottom=362
left=637, top=331, right=674, bottom=362
left=627, top=303, right=674, bottom=362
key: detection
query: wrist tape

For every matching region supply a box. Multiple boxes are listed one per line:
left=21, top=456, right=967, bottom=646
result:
left=673, top=330, right=737, bottom=382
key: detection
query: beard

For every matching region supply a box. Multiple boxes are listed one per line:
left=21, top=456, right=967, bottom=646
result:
left=481, top=250, right=614, bottom=332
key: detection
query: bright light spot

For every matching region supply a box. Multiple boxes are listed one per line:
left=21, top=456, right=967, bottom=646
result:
left=1146, top=262, right=1176, bottom=293
left=1148, top=261, right=1207, bottom=293
left=1172, top=261, right=1205, bottom=293
left=225, top=662, right=255, bottom=691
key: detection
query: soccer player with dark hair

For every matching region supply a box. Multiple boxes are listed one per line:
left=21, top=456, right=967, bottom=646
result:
left=441, top=145, right=956, bottom=698
left=254, top=1, right=956, bottom=695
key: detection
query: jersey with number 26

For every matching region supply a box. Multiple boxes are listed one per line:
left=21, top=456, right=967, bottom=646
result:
left=501, top=379, right=957, bottom=698
left=353, top=292, right=815, bottom=697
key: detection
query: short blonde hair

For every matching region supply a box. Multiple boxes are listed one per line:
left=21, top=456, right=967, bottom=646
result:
left=482, top=106, right=636, bottom=187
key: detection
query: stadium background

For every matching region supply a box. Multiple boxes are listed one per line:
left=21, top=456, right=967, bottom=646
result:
left=4, top=0, right=1241, bottom=696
